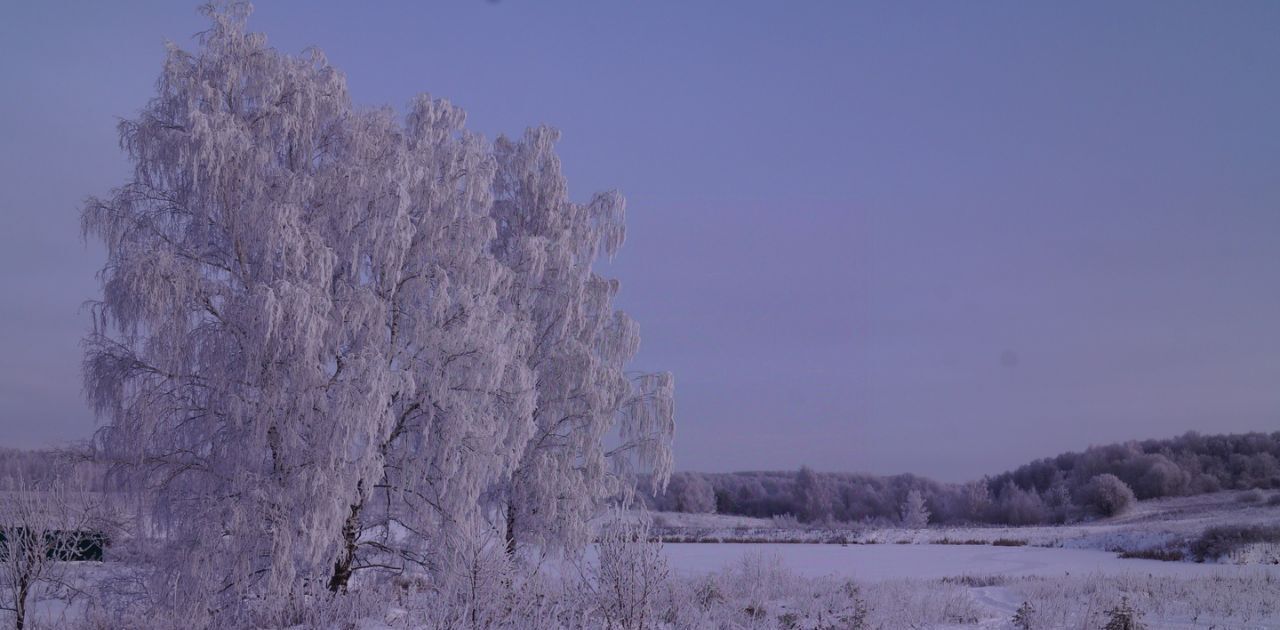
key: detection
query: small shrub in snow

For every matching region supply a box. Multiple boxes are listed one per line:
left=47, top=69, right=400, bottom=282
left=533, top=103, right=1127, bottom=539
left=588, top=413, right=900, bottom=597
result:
left=840, top=581, right=870, bottom=630
left=692, top=577, right=723, bottom=610
left=586, top=515, right=669, bottom=630
left=1011, top=601, right=1035, bottom=630
left=777, top=610, right=801, bottom=628
left=1103, top=596, right=1146, bottom=630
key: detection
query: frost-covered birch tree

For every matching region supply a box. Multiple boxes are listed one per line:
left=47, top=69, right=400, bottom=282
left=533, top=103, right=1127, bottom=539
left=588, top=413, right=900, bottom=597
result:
left=81, top=2, right=672, bottom=618
left=82, top=6, right=380, bottom=618
left=900, top=489, right=930, bottom=529
left=489, top=128, right=674, bottom=556
left=81, top=3, right=514, bottom=615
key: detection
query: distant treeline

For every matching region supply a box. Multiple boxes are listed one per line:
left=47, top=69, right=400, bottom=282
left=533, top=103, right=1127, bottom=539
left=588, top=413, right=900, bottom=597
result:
left=643, top=431, right=1280, bottom=526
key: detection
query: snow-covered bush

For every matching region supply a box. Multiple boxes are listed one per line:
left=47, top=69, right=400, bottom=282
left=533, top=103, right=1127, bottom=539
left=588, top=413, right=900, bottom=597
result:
left=1011, top=600, right=1035, bottom=630
left=1078, top=474, right=1137, bottom=517
left=584, top=516, right=669, bottom=630
left=1103, top=597, right=1146, bottom=630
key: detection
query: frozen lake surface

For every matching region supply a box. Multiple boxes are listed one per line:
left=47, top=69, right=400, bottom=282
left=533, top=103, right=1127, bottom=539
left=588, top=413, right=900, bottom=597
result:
left=661, top=542, right=1280, bottom=580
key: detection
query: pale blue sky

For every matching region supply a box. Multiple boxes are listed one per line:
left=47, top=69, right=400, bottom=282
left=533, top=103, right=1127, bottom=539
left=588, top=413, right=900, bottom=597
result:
left=2, top=2, right=1277, bottom=480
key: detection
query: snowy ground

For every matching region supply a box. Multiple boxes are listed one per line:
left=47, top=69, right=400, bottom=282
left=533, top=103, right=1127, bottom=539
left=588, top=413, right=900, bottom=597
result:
left=19, top=543, right=1280, bottom=629
left=15, top=492, right=1279, bottom=629
left=634, top=493, right=1280, bottom=628
left=654, top=544, right=1280, bottom=628
left=652, top=490, right=1280, bottom=554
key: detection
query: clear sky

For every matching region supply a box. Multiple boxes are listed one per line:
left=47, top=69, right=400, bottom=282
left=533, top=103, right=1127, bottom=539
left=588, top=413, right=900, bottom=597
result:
left=2, top=1, right=1277, bottom=481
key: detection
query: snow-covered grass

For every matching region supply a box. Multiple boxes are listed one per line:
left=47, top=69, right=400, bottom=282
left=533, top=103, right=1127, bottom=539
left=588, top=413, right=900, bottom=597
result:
left=990, top=572, right=1280, bottom=629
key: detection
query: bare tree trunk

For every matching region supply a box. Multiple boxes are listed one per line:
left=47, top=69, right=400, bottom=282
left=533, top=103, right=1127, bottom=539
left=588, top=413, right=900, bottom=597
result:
left=327, top=498, right=362, bottom=593
left=15, top=578, right=28, bottom=630
left=504, top=500, right=517, bottom=557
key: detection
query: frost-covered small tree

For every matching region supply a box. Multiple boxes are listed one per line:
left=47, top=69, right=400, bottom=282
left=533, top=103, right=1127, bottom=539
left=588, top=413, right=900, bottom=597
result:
left=489, top=127, right=674, bottom=556
left=1011, top=601, right=1035, bottom=630
left=1103, top=597, right=1146, bottom=630
left=1078, top=474, right=1136, bottom=518
left=0, top=480, right=98, bottom=630
left=899, top=489, right=930, bottom=529
left=585, top=513, right=669, bottom=630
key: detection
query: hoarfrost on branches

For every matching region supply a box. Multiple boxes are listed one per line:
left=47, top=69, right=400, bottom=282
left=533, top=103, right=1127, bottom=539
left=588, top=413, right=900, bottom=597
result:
left=80, top=3, right=673, bottom=621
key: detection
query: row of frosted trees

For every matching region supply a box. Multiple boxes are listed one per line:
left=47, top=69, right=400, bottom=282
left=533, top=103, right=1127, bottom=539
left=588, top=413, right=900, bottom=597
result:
left=644, top=468, right=1107, bottom=526
left=644, top=432, right=1279, bottom=526
left=78, top=5, right=672, bottom=626
left=650, top=430, right=1280, bottom=526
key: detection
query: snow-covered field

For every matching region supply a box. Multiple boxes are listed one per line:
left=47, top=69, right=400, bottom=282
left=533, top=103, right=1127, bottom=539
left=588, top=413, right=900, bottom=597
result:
left=13, top=492, right=1280, bottom=629
left=597, top=492, right=1280, bottom=628
left=652, top=490, right=1280, bottom=554
left=23, top=547, right=1278, bottom=629
left=653, top=544, right=1280, bottom=628
left=661, top=542, right=1280, bottom=580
